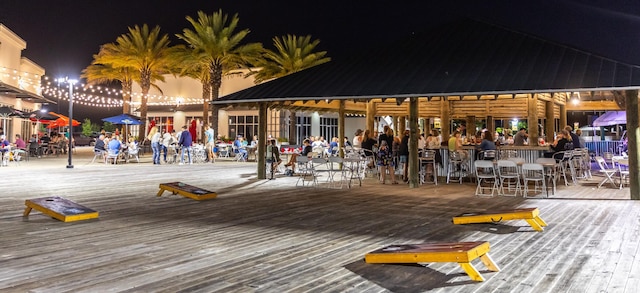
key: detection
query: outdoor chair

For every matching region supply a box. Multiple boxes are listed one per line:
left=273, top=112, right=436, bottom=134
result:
left=419, top=149, right=438, bottom=185
left=535, top=157, right=558, bottom=196
left=295, top=156, right=315, bottom=187
left=105, top=149, right=120, bottom=164
left=127, top=147, right=140, bottom=163
left=614, top=157, right=629, bottom=189
left=232, top=145, right=246, bottom=162
left=447, top=150, right=469, bottom=184
left=474, top=160, right=500, bottom=197
left=595, top=156, right=618, bottom=189
left=91, top=150, right=106, bottom=164
left=327, top=156, right=345, bottom=188
left=522, top=163, right=547, bottom=197
left=497, top=159, right=521, bottom=197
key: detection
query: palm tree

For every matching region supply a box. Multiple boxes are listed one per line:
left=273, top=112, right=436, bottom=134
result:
left=95, top=24, right=174, bottom=138
left=176, top=9, right=263, bottom=137
left=81, top=61, right=135, bottom=114
left=249, top=34, right=330, bottom=83
left=249, top=35, right=330, bottom=143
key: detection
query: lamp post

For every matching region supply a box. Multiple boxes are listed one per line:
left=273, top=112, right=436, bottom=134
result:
left=58, top=77, right=77, bottom=169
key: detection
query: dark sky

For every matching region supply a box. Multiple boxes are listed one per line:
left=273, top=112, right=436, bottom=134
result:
left=2, top=0, right=640, bottom=121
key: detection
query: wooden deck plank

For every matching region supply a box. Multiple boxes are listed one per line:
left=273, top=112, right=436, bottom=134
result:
left=0, top=147, right=638, bottom=292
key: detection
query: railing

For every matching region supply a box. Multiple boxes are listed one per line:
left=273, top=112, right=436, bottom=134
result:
left=584, top=141, right=624, bottom=156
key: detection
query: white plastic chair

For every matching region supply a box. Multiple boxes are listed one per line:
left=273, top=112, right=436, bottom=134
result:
left=615, top=158, right=629, bottom=189
left=127, top=147, right=140, bottom=163
left=497, top=159, right=521, bottom=197
left=595, top=156, right=618, bottom=189
left=92, top=149, right=106, bottom=163
left=522, top=163, right=546, bottom=197
left=295, top=156, right=314, bottom=187
left=106, top=149, right=119, bottom=164
left=474, top=160, right=500, bottom=197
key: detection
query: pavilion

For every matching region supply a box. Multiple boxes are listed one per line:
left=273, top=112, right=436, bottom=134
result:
left=212, top=19, right=640, bottom=196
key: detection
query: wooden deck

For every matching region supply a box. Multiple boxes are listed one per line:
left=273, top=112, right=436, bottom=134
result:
left=0, top=147, right=637, bottom=292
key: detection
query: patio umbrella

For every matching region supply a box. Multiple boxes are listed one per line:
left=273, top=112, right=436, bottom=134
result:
left=102, top=114, right=142, bottom=141
left=592, top=111, right=626, bottom=127
left=27, top=110, right=59, bottom=122
left=0, top=106, right=25, bottom=134
left=101, top=113, right=142, bottom=125
left=46, top=118, right=81, bottom=129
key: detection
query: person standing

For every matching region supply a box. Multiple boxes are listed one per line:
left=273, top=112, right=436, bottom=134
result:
left=204, top=124, right=215, bottom=162
left=513, top=128, right=528, bottom=146
left=399, top=129, right=410, bottom=182
left=179, top=125, right=193, bottom=165
left=161, top=130, right=173, bottom=163
left=149, top=127, right=161, bottom=165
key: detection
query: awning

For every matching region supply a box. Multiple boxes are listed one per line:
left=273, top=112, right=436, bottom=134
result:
left=592, top=111, right=626, bottom=127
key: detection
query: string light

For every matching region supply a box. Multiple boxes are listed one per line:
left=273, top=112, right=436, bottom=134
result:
left=42, top=77, right=205, bottom=108
left=0, top=66, right=42, bottom=93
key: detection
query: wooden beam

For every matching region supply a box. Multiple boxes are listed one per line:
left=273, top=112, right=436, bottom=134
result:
left=409, top=97, right=419, bottom=188
left=366, top=101, right=376, bottom=133
left=257, top=102, right=268, bottom=179
left=566, top=100, right=623, bottom=111
left=528, top=94, right=539, bottom=146
left=339, top=100, right=345, bottom=158
left=545, top=99, right=554, bottom=142
left=626, top=90, right=639, bottom=199
left=441, top=99, right=450, bottom=143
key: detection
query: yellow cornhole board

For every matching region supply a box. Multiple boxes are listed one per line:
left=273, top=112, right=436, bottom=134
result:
left=157, top=182, right=217, bottom=200
left=452, top=207, right=547, bottom=232
left=365, top=241, right=500, bottom=282
left=23, top=196, right=99, bottom=222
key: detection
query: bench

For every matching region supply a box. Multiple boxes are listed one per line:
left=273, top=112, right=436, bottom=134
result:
left=365, top=241, right=499, bottom=282
left=23, top=196, right=99, bottom=222
left=452, top=207, right=547, bottom=232
left=157, top=182, right=217, bottom=200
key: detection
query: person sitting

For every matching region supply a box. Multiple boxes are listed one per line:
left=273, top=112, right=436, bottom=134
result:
left=477, top=131, right=497, bottom=160
left=14, top=134, right=26, bottom=150
left=326, top=137, right=339, bottom=156
left=0, top=136, right=10, bottom=157
left=108, top=135, right=122, bottom=154
left=94, top=134, right=106, bottom=152
left=545, top=129, right=574, bottom=158
left=284, top=139, right=312, bottom=172
left=28, top=134, right=40, bottom=157
left=233, top=135, right=247, bottom=161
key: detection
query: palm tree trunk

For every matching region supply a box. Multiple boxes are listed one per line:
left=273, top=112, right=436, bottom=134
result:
left=139, top=70, right=151, bottom=140
left=210, top=64, right=223, bottom=138
left=202, top=81, right=211, bottom=142
left=122, top=79, right=132, bottom=114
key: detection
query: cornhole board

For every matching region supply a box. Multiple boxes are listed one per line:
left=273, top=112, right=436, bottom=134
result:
left=157, top=182, right=217, bottom=200
left=365, top=241, right=499, bottom=282
left=452, top=207, right=547, bottom=232
left=23, top=196, right=99, bottom=222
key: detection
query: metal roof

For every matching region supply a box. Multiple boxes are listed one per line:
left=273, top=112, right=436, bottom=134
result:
left=213, top=19, right=640, bottom=105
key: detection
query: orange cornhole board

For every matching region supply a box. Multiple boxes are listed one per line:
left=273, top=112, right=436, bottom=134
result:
left=23, top=196, right=99, bottom=222
left=452, top=207, right=547, bottom=232
left=157, top=182, right=217, bottom=200
left=365, top=241, right=500, bottom=282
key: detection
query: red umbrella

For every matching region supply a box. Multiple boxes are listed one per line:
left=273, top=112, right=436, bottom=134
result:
left=46, top=118, right=80, bottom=129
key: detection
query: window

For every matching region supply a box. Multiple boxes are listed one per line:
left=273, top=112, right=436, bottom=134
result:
left=319, top=117, right=338, bottom=140
left=228, top=115, right=259, bottom=143
left=296, top=116, right=311, bottom=145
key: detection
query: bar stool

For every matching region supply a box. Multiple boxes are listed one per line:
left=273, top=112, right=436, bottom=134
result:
left=419, top=149, right=438, bottom=185
left=447, top=151, right=469, bottom=184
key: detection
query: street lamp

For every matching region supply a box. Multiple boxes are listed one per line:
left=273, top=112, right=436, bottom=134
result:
left=58, top=77, right=77, bottom=169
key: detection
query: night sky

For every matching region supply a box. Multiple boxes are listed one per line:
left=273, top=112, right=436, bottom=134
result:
left=2, top=0, right=640, bottom=122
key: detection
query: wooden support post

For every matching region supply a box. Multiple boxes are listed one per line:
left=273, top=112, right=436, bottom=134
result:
left=486, top=116, right=494, bottom=133
left=338, top=100, right=345, bottom=158
left=626, top=90, right=639, bottom=200
left=288, top=111, right=296, bottom=145
left=559, top=104, right=567, bottom=133
left=528, top=94, right=539, bottom=146
left=466, top=116, right=476, bottom=137
left=409, top=97, right=419, bottom=188
left=441, top=98, right=451, bottom=143
left=545, top=99, right=555, bottom=142
left=257, top=102, right=268, bottom=179
left=399, top=116, right=406, bottom=134
left=366, top=101, right=376, bottom=134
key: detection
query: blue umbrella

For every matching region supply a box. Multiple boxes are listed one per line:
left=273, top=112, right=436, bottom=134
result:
left=101, top=114, right=142, bottom=125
